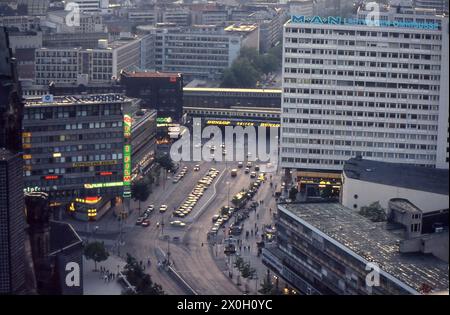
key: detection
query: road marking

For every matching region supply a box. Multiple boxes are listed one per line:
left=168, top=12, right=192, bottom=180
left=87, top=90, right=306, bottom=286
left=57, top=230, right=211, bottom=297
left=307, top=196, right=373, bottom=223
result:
left=189, top=167, right=226, bottom=224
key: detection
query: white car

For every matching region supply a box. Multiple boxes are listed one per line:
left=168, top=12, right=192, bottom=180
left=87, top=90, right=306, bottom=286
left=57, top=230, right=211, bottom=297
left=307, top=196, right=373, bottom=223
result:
left=159, top=205, right=168, bottom=213
left=170, top=220, right=186, bottom=227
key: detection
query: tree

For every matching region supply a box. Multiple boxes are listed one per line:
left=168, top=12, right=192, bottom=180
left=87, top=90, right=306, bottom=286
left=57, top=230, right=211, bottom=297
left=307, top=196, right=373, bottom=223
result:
left=241, top=262, right=256, bottom=279
left=234, top=256, right=244, bottom=270
left=156, top=154, right=175, bottom=172
left=288, top=186, right=298, bottom=201
left=84, top=241, right=109, bottom=271
left=220, top=68, right=239, bottom=88
left=131, top=178, right=151, bottom=216
left=122, top=253, right=164, bottom=295
left=359, top=201, right=387, bottom=222
left=259, top=273, right=276, bottom=295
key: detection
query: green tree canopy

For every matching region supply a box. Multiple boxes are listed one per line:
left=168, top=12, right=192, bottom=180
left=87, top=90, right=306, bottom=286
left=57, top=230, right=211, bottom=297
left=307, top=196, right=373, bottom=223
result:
left=122, top=253, right=164, bottom=295
left=359, top=201, right=387, bottom=222
left=155, top=154, right=175, bottom=172
left=84, top=241, right=109, bottom=271
left=288, top=186, right=298, bottom=201
left=131, top=178, right=151, bottom=203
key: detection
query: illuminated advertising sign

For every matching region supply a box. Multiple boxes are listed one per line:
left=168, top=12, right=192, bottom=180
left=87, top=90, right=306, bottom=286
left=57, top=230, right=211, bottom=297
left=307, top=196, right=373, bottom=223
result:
left=156, top=117, right=173, bottom=124
left=84, top=182, right=124, bottom=189
left=123, top=144, right=131, bottom=186
left=290, top=15, right=439, bottom=30
left=205, top=120, right=280, bottom=128
left=72, top=160, right=117, bottom=168
left=260, top=122, right=280, bottom=128
left=206, top=120, right=231, bottom=126
left=124, top=114, right=132, bottom=139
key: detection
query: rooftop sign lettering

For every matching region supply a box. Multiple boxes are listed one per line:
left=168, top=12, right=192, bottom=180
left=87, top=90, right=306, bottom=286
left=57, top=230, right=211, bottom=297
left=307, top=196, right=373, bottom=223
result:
left=290, top=15, right=439, bottom=30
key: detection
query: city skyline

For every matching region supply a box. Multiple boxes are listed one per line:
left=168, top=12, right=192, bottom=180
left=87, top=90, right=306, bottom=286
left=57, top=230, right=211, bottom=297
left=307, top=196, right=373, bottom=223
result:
left=0, top=0, right=448, bottom=302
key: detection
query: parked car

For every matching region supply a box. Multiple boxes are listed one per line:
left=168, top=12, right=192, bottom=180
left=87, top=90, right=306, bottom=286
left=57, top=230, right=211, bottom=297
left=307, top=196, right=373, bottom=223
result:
left=136, top=217, right=144, bottom=225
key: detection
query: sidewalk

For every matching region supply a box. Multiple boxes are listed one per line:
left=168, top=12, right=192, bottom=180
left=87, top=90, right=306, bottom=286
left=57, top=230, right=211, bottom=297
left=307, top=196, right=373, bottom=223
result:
left=83, top=254, right=127, bottom=295
left=213, top=173, right=288, bottom=295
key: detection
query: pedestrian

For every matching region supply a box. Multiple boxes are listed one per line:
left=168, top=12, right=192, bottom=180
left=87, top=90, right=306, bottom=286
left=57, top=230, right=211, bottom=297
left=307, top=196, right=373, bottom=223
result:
left=269, top=208, right=272, bottom=213
left=257, top=214, right=259, bottom=220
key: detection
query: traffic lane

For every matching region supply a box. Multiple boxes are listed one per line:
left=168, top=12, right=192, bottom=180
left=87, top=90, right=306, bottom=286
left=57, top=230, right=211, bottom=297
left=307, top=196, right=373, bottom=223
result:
left=165, top=164, right=254, bottom=294
left=122, top=162, right=214, bottom=294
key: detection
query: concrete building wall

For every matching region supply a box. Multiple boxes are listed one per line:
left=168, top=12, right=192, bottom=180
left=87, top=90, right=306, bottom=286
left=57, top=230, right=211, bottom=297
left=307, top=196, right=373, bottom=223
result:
left=341, top=174, right=449, bottom=213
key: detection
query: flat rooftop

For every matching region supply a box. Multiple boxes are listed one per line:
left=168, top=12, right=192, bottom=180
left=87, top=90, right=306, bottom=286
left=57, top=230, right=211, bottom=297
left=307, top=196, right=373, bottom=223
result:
left=25, top=94, right=131, bottom=107
left=224, top=23, right=258, bottom=33
left=281, top=202, right=449, bottom=293
left=183, top=87, right=281, bottom=94
left=121, top=70, right=182, bottom=78
left=343, top=158, right=449, bottom=196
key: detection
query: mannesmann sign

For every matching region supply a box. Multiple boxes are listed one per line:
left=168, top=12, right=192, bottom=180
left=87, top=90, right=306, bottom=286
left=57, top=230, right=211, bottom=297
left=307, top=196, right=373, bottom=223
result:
left=290, top=15, right=439, bottom=30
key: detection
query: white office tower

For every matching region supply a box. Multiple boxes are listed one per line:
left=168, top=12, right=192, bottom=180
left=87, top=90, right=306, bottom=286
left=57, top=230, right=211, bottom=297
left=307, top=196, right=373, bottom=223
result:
left=280, top=1, right=449, bottom=172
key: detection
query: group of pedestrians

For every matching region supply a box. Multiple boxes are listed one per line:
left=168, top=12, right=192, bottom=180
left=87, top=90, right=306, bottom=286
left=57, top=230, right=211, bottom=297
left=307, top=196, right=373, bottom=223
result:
left=99, top=266, right=116, bottom=283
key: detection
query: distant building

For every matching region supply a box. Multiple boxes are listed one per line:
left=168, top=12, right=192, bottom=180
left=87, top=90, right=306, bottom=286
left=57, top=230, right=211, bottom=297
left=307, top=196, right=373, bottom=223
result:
left=0, top=15, right=41, bottom=32
left=161, top=8, right=191, bottom=26
left=22, top=94, right=132, bottom=220
left=263, top=202, right=449, bottom=294
left=341, top=157, right=449, bottom=213
left=138, top=24, right=257, bottom=80
left=120, top=70, right=184, bottom=122
left=0, top=28, right=26, bottom=294
left=18, top=0, right=49, bottom=16
left=45, top=10, right=107, bottom=33
left=72, top=0, right=101, bottom=14
left=224, top=23, right=260, bottom=52
left=7, top=30, right=42, bottom=80
left=35, top=37, right=142, bottom=85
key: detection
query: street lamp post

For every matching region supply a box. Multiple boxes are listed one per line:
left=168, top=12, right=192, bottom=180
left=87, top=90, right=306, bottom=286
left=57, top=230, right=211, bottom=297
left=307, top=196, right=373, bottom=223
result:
left=226, top=181, right=230, bottom=208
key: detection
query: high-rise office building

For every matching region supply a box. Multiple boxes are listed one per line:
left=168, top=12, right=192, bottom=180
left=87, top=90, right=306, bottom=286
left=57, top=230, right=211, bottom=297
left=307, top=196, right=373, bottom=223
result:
left=0, top=27, right=26, bottom=294
left=280, top=3, right=449, bottom=174
left=22, top=94, right=132, bottom=221
left=35, top=37, right=142, bottom=85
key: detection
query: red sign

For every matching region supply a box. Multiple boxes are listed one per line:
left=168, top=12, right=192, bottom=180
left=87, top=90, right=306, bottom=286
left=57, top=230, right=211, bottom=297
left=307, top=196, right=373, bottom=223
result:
left=99, top=171, right=113, bottom=176
left=169, top=76, right=177, bottom=83
left=44, top=175, right=59, bottom=180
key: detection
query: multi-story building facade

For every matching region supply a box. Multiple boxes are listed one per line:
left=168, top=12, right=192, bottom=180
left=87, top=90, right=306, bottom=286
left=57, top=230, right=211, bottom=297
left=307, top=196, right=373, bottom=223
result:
left=280, top=3, right=449, bottom=173
left=35, top=37, right=142, bottom=85
left=120, top=71, right=184, bottom=122
left=22, top=94, right=132, bottom=213
left=19, top=0, right=49, bottom=16
left=0, top=15, right=41, bottom=32
left=0, top=27, right=26, bottom=294
left=161, top=8, right=191, bottom=26
left=72, top=0, right=101, bottom=14
left=45, top=10, right=107, bottom=33
left=262, top=202, right=449, bottom=294
left=139, top=24, right=256, bottom=80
